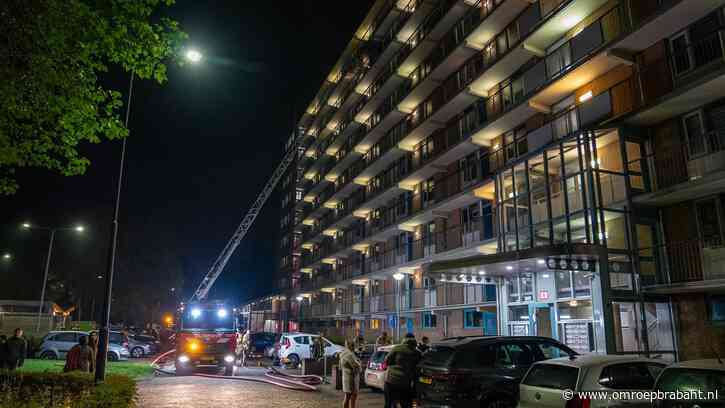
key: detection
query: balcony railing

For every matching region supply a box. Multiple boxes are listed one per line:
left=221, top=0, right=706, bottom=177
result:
left=299, top=282, right=497, bottom=318
left=640, top=239, right=725, bottom=287
left=646, top=130, right=725, bottom=191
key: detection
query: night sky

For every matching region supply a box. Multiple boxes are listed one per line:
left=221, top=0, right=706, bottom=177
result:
left=0, top=1, right=374, bottom=319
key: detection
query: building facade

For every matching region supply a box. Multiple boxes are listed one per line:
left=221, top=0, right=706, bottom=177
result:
left=255, top=0, right=725, bottom=360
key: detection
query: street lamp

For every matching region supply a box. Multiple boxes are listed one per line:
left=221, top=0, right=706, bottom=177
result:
left=2, top=253, right=11, bottom=261
left=393, top=272, right=405, bottom=342
left=96, top=48, right=204, bottom=383
left=20, top=222, right=85, bottom=331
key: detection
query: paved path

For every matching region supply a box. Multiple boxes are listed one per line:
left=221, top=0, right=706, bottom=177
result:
left=137, top=368, right=384, bottom=408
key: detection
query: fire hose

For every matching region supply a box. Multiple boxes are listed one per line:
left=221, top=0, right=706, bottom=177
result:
left=149, top=350, right=322, bottom=391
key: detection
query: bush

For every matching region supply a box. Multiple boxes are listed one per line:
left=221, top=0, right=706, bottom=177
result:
left=0, top=371, right=136, bottom=408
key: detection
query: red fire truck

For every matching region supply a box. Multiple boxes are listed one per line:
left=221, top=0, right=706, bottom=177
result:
left=174, top=301, right=238, bottom=375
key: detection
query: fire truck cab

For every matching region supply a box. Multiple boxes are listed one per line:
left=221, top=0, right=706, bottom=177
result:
left=175, top=302, right=238, bottom=376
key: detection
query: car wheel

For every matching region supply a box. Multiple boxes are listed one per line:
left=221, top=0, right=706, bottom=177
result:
left=107, top=352, right=119, bottom=362
left=40, top=351, right=57, bottom=360
left=175, top=363, right=192, bottom=376
left=483, top=397, right=514, bottom=408
left=223, top=364, right=234, bottom=376
left=131, top=347, right=144, bottom=358
left=286, top=354, right=300, bottom=368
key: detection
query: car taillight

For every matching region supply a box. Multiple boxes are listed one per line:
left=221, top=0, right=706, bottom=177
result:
left=566, top=396, right=591, bottom=408
left=282, top=338, right=290, bottom=348
left=122, top=342, right=129, bottom=348
left=380, top=361, right=387, bottom=371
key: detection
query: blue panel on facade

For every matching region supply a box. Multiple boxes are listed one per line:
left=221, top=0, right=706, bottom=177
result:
left=571, top=20, right=604, bottom=62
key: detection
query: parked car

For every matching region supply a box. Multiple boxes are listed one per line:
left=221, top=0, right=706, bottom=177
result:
left=652, top=359, right=725, bottom=408
left=518, top=355, right=666, bottom=408
left=278, top=333, right=344, bottom=367
left=131, top=334, right=161, bottom=355
left=364, top=345, right=393, bottom=390
left=416, top=336, right=577, bottom=408
left=37, top=330, right=130, bottom=361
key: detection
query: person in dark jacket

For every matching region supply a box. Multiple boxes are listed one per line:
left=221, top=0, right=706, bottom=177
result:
left=383, top=333, right=422, bottom=408
left=6, top=328, right=27, bottom=370
left=0, top=334, right=7, bottom=369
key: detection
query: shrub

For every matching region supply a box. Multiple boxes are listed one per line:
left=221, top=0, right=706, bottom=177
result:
left=0, top=371, right=136, bottom=408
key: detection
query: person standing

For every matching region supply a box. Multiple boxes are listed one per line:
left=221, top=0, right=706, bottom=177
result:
left=417, top=336, right=430, bottom=354
left=5, top=328, right=27, bottom=370
left=0, top=334, right=8, bottom=369
left=384, top=333, right=421, bottom=408
left=89, top=331, right=99, bottom=367
left=376, top=331, right=392, bottom=348
left=339, top=339, right=362, bottom=408
left=77, top=336, right=95, bottom=373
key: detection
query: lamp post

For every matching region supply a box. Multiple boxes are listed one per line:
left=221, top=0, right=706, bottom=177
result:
left=95, top=48, right=203, bottom=383
left=393, top=272, right=405, bottom=342
left=21, top=222, right=85, bottom=332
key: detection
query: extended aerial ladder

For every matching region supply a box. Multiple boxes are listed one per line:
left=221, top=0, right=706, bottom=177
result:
left=189, top=130, right=302, bottom=302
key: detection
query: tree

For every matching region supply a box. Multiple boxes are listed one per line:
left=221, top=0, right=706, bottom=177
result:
left=0, top=0, right=187, bottom=194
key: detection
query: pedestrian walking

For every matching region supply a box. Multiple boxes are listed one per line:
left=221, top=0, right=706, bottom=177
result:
left=384, top=333, right=421, bottom=408
left=5, top=328, right=27, bottom=370
left=237, top=329, right=251, bottom=367
left=376, top=331, right=392, bottom=348
left=340, top=338, right=362, bottom=408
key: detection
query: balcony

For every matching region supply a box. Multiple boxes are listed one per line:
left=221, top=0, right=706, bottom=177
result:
left=471, top=3, right=628, bottom=145
left=399, top=0, right=531, bottom=114
left=641, top=239, right=725, bottom=294
left=635, top=130, right=725, bottom=206
left=627, top=27, right=725, bottom=126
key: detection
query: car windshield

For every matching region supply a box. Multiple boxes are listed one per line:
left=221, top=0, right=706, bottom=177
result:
left=420, top=346, right=456, bottom=366
left=523, top=364, right=580, bottom=390
left=370, top=351, right=388, bottom=364
left=655, top=368, right=725, bottom=396
left=181, top=309, right=234, bottom=331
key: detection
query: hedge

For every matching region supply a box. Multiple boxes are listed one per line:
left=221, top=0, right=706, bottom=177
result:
left=0, top=371, right=136, bottom=408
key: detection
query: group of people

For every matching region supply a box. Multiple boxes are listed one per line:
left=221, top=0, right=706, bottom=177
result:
left=63, top=332, right=99, bottom=373
left=0, top=328, right=28, bottom=370
left=338, top=331, right=431, bottom=408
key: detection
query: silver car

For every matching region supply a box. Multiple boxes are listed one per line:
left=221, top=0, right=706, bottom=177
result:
left=37, top=330, right=130, bottom=361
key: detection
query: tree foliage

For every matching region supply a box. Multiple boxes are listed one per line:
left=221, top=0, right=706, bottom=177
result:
left=0, top=0, right=187, bottom=194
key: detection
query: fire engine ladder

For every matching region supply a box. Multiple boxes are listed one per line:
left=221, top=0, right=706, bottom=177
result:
left=189, top=133, right=301, bottom=302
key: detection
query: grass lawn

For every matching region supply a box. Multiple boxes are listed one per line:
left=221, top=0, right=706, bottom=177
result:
left=18, top=358, right=154, bottom=380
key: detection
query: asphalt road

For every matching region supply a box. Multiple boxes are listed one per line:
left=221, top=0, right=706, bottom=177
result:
left=136, top=367, right=384, bottom=408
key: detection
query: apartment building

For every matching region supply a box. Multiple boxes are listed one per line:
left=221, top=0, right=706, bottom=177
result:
left=256, top=0, right=725, bottom=360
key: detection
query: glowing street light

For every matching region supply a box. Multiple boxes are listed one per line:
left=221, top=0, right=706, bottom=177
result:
left=20, top=222, right=87, bottom=331
left=185, top=48, right=203, bottom=64
left=393, top=272, right=406, bottom=341
left=2, top=253, right=11, bottom=261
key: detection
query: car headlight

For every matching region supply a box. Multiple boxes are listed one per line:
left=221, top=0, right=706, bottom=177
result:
left=224, top=355, right=235, bottom=363
left=178, top=355, right=190, bottom=363
left=187, top=340, right=201, bottom=352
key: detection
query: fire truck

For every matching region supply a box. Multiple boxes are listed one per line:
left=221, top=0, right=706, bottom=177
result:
left=174, top=301, right=238, bottom=375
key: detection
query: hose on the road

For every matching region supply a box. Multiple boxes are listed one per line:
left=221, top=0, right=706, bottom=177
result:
left=149, top=350, right=320, bottom=391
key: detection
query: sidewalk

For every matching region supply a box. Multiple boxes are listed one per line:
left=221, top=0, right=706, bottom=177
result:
left=317, top=382, right=385, bottom=408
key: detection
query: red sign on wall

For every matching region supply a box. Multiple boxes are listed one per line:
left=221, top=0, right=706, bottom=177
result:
left=539, top=290, right=550, bottom=301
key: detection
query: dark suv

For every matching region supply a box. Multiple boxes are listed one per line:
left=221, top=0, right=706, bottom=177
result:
left=416, top=336, right=576, bottom=408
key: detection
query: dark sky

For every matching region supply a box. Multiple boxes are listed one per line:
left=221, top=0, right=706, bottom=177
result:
left=0, top=1, right=374, bottom=317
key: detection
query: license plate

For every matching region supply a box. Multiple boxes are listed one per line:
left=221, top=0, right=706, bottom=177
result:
left=201, top=357, right=215, bottom=363
left=367, top=374, right=377, bottom=381
left=419, top=376, right=432, bottom=384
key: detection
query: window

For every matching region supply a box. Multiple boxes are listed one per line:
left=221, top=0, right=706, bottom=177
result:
left=294, top=336, right=309, bottom=345
left=370, top=319, right=381, bottom=330
left=670, top=31, right=692, bottom=76
left=531, top=341, right=576, bottom=360
left=496, top=343, right=533, bottom=367
left=683, top=111, right=706, bottom=157
left=52, top=332, right=78, bottom=343
left=523, top=364, right=580, bottom=390
left=295, top=188, right=304, bottom=201
left=598, top=363, right=664, bottom=390
left=423, top=312, right=437, bottom=328
left=464, top=309, right=483, bottom=328
left=696, top=198, right=723, bottom=247
left=706, top=295, right=725, bottom=324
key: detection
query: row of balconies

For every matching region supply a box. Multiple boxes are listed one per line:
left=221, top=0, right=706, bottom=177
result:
left=299, top=282, right=496, bottom=319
